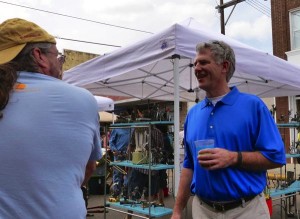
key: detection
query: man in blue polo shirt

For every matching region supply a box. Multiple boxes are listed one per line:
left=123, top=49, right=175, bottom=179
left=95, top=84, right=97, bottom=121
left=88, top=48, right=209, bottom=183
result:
left=171, top=40, right=285, bottom=219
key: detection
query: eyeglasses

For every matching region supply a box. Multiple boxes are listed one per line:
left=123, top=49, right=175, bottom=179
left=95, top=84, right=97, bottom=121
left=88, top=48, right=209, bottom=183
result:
left=211, top=40, right=226, bottom=51
left=47, top=51, right=66, bottom=64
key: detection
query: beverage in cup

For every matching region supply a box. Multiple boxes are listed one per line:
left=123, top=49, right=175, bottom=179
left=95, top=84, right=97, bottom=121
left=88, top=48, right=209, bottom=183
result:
left=194, top=139, right=214, bottom=156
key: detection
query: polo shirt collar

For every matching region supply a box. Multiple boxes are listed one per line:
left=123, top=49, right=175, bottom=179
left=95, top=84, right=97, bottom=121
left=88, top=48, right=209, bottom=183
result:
left=201, top=86, right=239, bottom=109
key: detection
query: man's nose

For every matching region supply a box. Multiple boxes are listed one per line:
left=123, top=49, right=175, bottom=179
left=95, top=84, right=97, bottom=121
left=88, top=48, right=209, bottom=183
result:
left=194, top=63, right=202, bottom=72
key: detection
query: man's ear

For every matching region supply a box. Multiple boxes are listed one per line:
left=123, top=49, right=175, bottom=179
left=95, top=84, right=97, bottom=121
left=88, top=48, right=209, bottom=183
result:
left=32, top=48, right=48, bottom=68
left=221, top=61, right=230, bottom=75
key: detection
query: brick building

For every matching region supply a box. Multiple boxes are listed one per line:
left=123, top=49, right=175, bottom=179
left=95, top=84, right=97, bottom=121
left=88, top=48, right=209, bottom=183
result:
left=271, top=1, right=300, bottom=152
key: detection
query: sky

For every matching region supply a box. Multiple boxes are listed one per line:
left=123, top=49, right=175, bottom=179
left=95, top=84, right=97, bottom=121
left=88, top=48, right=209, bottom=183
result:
left=0, top=0, right=272, bottom=55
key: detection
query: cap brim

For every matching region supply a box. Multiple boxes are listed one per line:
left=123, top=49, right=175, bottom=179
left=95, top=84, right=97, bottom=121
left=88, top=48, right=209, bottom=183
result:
left=0, top=44, right=26, bottom=65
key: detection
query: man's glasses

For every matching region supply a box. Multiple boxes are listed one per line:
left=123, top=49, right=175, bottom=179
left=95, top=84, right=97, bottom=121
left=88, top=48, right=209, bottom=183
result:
left=47, top=51, right=66, bottom=64
left=57, top=54, right=66, bottom=64
left=211, top=40, right=226, bottom=51
left=212, top=40, right=227, bottom=55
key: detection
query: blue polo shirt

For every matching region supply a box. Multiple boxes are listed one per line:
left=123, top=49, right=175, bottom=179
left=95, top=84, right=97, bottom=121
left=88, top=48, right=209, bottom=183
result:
left=183, top=86, right=286, bottom=201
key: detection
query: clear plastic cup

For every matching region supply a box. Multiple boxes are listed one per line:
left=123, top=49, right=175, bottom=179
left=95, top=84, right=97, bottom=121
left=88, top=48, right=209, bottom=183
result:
left=194, top=139, right=215, bottom=155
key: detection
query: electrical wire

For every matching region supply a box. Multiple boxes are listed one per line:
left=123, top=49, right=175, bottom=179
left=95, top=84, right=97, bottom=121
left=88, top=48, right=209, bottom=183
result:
left=55, top=36, right=121, bottom=48
left=247, top=0, right=270, bottom=15
left=251, top=0, right=270, bottom=11
left=0, top=0, right=153, bottom=34
left=246, top=0, right=271, bottom=17
left=248, top=0, right=270, bottom=15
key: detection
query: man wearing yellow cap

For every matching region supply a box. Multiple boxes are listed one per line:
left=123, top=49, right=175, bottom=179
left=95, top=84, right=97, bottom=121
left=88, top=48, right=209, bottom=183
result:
left=0, top=18, right=102, bottom=218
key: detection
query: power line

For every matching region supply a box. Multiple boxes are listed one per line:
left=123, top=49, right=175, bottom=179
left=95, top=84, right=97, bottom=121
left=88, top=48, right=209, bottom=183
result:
left=248, top=0, right=270, bottom=15
left=55, top=36, right=121, bottom=48
left=0, top=0, right=153, bottom=34
left=251, top=0, right=270, bottom=12
left=246, top=2, right=270, bottom=17
left=246, top=0, right=271, bottom=17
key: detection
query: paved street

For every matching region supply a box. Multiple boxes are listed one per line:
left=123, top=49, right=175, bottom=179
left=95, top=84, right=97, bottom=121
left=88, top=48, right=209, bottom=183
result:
left=84, top=164, right=300, bottom=218
left=85, top=193, right=300, bottom=219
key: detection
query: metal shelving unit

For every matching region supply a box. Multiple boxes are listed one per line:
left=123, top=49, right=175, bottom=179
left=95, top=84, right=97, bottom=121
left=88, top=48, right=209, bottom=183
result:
left=104, top=121, right=174, bottom=219
left=268, top=123, right=300, bottom=218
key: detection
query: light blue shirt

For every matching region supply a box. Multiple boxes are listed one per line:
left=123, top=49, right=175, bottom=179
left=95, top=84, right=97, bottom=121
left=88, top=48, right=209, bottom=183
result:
left=109, top=128, right=132, bottom=152
left=0, top=72, right=101, bottom=218
left=183, top=86, right=285, bottom=201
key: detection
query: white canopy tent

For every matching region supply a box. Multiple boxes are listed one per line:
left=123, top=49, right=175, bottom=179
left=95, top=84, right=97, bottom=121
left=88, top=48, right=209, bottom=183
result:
left=64, top=18, right=300, bottom=195
left=93, top=95, right=116, bottom=123
left=64, top=18, right=300, bottom=100
left=94, top=95, right=114, bottom=112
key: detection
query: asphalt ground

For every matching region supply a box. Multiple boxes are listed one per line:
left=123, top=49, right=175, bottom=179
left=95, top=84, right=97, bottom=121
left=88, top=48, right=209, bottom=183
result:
left=84, top=164, right=300, bottom=219
left=85, top=193, right=300, bottom=219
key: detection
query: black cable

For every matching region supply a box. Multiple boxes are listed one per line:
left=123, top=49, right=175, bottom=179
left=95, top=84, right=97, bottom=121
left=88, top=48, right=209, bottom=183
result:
left=251, top=0, right=270, bottom=11
left=0, top=0, right=153, bottom=34
left=247, top=0, right=270, bottom=16
left=246, top=0, right=271, bottom=17
left=245, top=2, right=270, bottom=17
left=56, top=37, right=121, bottom=48
left=248, top=0, right=270, bottom=15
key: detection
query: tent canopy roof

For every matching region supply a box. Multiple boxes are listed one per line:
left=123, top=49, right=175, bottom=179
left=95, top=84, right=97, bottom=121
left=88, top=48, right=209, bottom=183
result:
left=94, top=95, right=114, bottom=111
left=64, top=18, right=300, bottom=101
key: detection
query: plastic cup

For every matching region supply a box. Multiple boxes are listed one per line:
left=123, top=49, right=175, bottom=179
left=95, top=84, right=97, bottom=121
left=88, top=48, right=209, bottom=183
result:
left=194, top=139, right=214, bottom=155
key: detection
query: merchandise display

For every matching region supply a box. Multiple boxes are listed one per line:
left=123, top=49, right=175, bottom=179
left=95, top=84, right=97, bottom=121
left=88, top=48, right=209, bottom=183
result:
left=104, top=121, right=174, bottom=218
left=266, top=123, right=300, bottom=218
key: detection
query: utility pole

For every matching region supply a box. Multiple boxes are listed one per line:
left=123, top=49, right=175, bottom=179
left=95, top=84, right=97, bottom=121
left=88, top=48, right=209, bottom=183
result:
left=220, top=0, right=225, bottom=34
left=216, top=0, right=245, bottom=35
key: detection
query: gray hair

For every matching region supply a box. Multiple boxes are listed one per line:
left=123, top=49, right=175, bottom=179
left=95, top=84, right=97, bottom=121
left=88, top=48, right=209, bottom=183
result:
left=196, top=40, right=235, bottom=82
left=13, top=42, right=53, bottom=73
left=0, top=42, right=53, bottom=113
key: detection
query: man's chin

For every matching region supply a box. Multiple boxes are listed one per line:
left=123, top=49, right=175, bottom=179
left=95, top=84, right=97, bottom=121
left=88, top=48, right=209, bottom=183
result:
left=198, top=80, right=205, bottom=87
left=198, top=83, right=208, bottom=91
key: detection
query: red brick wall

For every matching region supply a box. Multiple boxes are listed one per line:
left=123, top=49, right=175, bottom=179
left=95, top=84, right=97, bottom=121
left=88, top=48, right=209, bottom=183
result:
left=271, top=1, right=300, bottom=157
left=271, top=0, right=300, bottom=59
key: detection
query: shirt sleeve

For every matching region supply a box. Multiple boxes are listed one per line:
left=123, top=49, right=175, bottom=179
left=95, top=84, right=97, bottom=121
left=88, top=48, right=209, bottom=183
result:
left=89, top=106, right=102, bottom=161
left=182, top=117, right=194, bottom=169
left=256, top=104, right=286, bottom=165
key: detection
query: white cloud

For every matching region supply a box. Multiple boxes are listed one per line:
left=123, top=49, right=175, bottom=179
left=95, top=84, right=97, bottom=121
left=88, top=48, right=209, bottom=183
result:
left=0, top=0, right=272, bottom=54
left=226, top=15, right=271, bottom=42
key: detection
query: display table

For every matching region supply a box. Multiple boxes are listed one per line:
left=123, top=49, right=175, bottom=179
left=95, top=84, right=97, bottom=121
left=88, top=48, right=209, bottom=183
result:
left=107, top=201, right=173, bottom=218
left=268, top=152, right=300, bottom=218
left=110, top=160, right=174, bottom=170
left=270, top=180, right=300, bottom=198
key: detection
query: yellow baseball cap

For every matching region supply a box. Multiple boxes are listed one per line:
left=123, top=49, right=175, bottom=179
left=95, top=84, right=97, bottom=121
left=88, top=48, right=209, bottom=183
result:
left=0, top=18, right=56, bottom=65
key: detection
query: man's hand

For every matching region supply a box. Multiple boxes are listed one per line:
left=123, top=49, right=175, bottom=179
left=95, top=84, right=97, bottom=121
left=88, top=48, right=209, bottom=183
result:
left=197, top=148, right=237, bottom=170
left=170, top=211, right=181, bottom=219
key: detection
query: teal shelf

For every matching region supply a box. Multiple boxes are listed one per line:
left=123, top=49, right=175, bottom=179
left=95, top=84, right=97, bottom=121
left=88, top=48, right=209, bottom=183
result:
left=110, top=121, right=174, bottom=127
left=286, top=154, right=300, bottom=158
left=277, top=123, right=300, bottom=128
left=110, top=160, right=174, bottom=170
left=270, top=181, right=300, bottom=198
left=107, top=121, right=174, bottom=218
left=107, top=201, right=173, bottom=217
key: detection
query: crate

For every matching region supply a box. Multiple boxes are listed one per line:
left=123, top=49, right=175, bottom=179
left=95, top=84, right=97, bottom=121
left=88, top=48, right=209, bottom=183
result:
left=88, top=176, right=105, bottom=195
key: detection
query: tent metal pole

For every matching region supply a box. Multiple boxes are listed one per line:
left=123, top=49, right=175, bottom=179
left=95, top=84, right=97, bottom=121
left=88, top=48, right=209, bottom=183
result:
left=172, top=54, right=180, bottom=197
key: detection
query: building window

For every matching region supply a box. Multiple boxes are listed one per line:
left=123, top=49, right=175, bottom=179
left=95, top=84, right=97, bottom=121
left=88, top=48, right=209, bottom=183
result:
left=290, top=9, right=300, bottom=50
